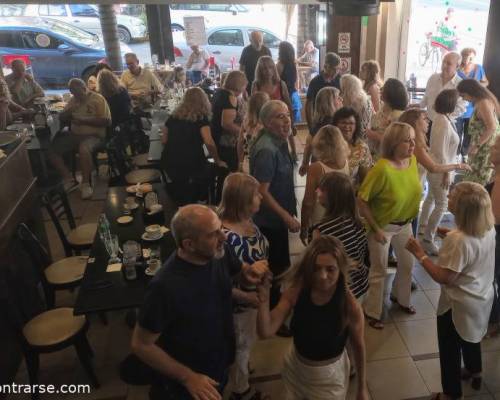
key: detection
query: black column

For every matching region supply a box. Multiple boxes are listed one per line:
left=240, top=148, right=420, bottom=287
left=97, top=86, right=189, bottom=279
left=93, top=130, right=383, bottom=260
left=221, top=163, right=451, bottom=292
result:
left=483, top=0, right=500, bottom=99
left=145, top=4, right=175, bottom=64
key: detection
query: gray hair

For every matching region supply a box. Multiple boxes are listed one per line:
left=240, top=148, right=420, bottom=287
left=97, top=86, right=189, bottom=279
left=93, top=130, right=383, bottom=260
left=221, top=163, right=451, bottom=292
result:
left=444, top=51, right=461, bottom=67
left=170, top=204, right=213, bottom=248
left=68, top=78, right=86, bottom=89
left=259, top=99, right=288, bottom=126
left=124, top=52, right=139, bottom=61
left=324, top=52, right=341, bottom=68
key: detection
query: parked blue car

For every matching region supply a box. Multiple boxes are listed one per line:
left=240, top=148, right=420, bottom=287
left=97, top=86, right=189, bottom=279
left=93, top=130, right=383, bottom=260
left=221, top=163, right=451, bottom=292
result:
left=0, top=17, right=128, bottom=87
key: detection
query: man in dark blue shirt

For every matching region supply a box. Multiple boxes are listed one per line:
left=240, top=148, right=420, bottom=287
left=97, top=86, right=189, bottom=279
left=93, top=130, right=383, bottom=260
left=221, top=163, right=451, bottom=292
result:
left=131, top=204, right=269, bottom=400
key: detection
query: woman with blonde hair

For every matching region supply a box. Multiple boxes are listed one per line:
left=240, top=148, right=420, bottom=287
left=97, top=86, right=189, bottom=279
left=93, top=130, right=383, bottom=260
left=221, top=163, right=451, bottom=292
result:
left=407, top=182, right=496, bottom=400
left=300, top=125, right=350, bottom=244
left=358, top=122, right=422, bottom=329
left=340, top=74, right=374, bottom=138
left=299, top=86, right=343, bottom=176
left=237, top=91, right=270, bottom=173
left=360, top=60, right=383, bottom=112
left=161, top=87, right=226, bottom=205
left=457, top=79, right=500, bottom=185
left=97, top=69, right=131, bottom=127
left=252, top=56, right=297, bottom=159
left=219, top=172, right=270, bottom=400
left=257, top=236, right=369, bottom=400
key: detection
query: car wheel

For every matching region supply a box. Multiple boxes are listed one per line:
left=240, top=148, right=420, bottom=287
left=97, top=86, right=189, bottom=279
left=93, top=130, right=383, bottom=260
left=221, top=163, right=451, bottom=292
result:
left=82, top=66, right=95, bottom=85
left=172, top=24, right=184, bottom=32
left=117, top=26, right=132, bottom=44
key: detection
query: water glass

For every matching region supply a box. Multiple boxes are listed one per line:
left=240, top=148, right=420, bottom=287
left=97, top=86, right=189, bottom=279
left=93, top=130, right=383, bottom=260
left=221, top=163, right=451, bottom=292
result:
left=124, top=240, right=141, bottom=259
left=105, top=234, right=120, bottom=264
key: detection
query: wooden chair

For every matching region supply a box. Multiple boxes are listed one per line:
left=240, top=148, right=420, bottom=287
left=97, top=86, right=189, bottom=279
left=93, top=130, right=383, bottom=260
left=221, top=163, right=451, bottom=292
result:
left=1, top=243, right=99, bottom=399
left=17, top=223, right=87, bottom=309
left=41, top=187, right=97, bottom=257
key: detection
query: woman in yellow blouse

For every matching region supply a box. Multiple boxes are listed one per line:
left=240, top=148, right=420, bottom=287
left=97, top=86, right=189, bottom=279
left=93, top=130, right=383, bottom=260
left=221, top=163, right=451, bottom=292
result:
left=358, top=122, right=422, bottom=329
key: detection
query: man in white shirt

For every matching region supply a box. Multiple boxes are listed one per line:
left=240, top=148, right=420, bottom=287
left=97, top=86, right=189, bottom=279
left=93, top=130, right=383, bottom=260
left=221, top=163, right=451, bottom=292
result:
left=185, top=45, right=209, bottom=84
left=420, top=52, right=467, bottom=122
left=298, top=40, right=320, bottom=73
left=121, top=53, right=164, bottom=108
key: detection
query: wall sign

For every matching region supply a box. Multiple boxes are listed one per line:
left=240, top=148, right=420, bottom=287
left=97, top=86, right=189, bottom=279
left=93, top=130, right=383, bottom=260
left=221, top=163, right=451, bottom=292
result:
left=339, top=57, right=351, bottom=74
left=338, top=32, right=351, bottom=53
left=183, top=16, right=207, bottom=46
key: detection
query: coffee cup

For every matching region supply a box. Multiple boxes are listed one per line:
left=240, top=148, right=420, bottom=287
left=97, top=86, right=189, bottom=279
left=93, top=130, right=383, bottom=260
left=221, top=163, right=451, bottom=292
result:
left=126, top=197, right=137, bottom=207
left=147, top=258, right=161, bottom=274
left=149, top=204, right=163, bottom=214
left=145, top=224, right=162, bottom=239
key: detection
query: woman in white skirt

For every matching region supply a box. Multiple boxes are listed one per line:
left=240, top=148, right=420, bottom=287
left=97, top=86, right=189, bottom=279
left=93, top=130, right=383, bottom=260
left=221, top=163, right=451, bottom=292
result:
left=257, top=236, right=368, bottom=400
left=407, top=182, right=496, bottom=400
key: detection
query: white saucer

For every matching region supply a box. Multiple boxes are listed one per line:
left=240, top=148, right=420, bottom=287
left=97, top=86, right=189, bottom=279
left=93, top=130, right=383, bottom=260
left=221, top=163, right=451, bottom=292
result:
left=141, top=232, right=163, bottom=241
left=117, top=216, right=133, bottom=224
left=144, top=267, right=158, bottom=276
left=127, top=203, right=139, bottom=210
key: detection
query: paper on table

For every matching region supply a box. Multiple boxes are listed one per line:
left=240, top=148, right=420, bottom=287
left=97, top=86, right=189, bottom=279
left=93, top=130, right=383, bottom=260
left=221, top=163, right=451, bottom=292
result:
left=106, top=263, right=122, bottom=272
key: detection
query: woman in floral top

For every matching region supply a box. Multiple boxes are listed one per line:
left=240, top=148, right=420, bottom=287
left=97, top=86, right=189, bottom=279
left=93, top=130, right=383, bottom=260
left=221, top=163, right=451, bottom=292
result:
left=458, top=79, right=500, bottom=185
left=218, top=172, right=270, bottom=400
left=332, top=107, right=373, bottom=187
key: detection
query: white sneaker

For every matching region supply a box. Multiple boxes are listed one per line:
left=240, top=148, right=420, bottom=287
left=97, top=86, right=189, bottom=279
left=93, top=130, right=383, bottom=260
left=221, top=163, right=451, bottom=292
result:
left=80, top=183, right=93, bottom=200
left=422, top=239, right=439, bottom=256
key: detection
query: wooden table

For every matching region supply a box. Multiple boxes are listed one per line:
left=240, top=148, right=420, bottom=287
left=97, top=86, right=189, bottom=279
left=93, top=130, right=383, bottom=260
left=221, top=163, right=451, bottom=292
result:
left=73, top=183, right=177, bottom=315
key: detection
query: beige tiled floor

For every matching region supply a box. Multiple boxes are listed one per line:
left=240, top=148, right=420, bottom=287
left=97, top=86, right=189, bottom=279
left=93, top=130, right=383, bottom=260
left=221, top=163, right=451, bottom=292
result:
left=9, top=128, right=500, bottom=400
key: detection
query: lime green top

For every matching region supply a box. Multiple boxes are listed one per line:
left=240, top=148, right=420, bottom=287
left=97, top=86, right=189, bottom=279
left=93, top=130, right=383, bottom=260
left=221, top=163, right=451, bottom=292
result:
left=359, top=155, right=422, bottom=230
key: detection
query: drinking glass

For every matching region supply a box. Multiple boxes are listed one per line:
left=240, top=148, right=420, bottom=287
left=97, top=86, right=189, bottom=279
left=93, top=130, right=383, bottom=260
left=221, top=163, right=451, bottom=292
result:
left=105, top=234, right=120, bottom=264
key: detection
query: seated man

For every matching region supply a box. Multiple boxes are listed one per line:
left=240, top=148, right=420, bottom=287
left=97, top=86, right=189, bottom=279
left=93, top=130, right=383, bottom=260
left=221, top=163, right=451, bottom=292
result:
left=48, top=78, right=111, bottom=199
left=131, top=204, right=269, bottom=400
left=297, top=40, right=320, bottom=88
left=5, top=59, right=44, bottom=107
left=121, top=53, right=164, bottom=109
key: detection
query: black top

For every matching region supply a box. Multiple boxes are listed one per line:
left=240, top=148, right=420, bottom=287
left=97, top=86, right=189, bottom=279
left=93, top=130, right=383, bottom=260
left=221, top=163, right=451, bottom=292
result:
left=280, top=62, right=297, bottom=96
left=310, top=117, right=335, bottom=137
left=211, top=88, right=237, bottom=146
left=105, top=87, right=132, bottom=127
left=239, top=44, right=272, bottom=91
left=162, top=116, right=209, bottom=180
left=306, top=73, right=341, bottom=104
left=291, top=287, right=349, bottom=361
left=138, top=247, right=242, bottom=390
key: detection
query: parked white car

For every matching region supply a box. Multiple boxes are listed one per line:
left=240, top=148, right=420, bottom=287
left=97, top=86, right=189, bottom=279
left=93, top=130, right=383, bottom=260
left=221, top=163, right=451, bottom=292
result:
left=173, top=26, right=281, bottom=72
left=169, top=4, right=249, bottom=31
left=7, top=4, right=146, bottom=44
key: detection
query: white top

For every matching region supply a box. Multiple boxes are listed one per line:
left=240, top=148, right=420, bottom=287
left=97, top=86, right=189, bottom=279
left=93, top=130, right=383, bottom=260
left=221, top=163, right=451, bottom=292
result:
left=311, top=161, right=350, bottom=225
left=187, top=48, right=209, bottom=73
left=437, top=228, right=496, bottom=343
left=420, top=73, right=467, bottom=122
left=428, top=113, right=459, bottom=180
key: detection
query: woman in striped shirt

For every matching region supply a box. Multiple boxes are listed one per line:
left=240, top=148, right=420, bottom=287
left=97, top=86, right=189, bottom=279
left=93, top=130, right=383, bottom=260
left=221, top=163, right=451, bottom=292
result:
left=309, top=171, right=369, bottom=300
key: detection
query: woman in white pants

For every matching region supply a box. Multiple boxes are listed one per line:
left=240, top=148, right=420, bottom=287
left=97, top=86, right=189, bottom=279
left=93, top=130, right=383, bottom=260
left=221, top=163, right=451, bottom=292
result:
left=257, top=236, right=368, bottom=400
left=419, top=89, right=460, bottom=255
left=358, top=122, right=423, bottom=329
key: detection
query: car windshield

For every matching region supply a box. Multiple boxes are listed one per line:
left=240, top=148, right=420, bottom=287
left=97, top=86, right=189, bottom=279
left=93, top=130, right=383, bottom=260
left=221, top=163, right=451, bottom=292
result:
left=40, top=18, right=99, bottom=47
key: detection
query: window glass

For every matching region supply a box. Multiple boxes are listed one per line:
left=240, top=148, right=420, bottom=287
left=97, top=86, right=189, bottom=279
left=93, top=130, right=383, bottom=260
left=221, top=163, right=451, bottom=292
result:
left=252, top=30, right=281, bottom=49
left=48, top=5, right=67, bottom=17
left=69, top=4, right=97, bottom=17
left=21, top=31, right=62, bottom=50
left=0, top=5, right=25, bottom=16
left=205, top=5, right=230, bottom=12
left=38, top=4, right=48, bottom=15
left=0, top=32, right=22, bottom=48
left=208, top=29, right=243, bottom=46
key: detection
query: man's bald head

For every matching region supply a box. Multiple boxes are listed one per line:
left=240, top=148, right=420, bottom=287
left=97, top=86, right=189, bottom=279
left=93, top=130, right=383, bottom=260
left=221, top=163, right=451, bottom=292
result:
left=170, top=204, right=217, bottom=248
left=250, top=31, right=264, bottom=50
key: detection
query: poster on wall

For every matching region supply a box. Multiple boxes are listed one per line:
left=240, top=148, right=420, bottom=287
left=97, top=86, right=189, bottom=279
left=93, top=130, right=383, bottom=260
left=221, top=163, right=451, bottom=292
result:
left=339, top=57, right=351, bottom=74
left=338, top=32, right=351, bottom=53
left=183, top=16, right=207, bottom=46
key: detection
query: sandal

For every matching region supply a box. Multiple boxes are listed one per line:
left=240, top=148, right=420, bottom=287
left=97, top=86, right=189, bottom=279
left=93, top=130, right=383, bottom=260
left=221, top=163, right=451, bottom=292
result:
left=390, top=295, right=417, bottom=314
left=365, top=314, right=384, bottom=329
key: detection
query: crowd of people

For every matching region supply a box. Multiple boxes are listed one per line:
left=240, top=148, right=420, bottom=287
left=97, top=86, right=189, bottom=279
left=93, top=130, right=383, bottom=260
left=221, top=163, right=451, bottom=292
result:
left=1, top=36, right=499, bottom=400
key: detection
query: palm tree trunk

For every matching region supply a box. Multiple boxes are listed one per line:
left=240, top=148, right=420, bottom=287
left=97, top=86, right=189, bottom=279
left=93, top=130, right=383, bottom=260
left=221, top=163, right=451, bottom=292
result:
left=98, top=5, right=123, bottom=71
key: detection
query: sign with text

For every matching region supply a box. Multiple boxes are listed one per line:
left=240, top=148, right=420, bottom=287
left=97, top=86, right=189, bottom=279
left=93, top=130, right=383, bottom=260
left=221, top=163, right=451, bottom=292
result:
left=339, top=57, right=351, bottom=74
left=183, top=16, right=207, bottom=46
left=338, top=32, right=351, bottom=53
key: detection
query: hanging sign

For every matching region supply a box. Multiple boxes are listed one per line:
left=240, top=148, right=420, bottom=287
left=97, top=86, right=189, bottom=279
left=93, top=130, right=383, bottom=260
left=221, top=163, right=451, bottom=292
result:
left=339, top=57, right=351, bottom=74
left=183, top=16, right=207, bottom=46
left=338, top=32, right=350, bottom=53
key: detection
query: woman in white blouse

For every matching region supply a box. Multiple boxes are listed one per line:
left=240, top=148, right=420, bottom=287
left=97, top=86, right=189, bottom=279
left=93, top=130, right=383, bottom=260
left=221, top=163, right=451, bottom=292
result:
left=407, top=182, right=496, bottom=400
left=418, top=89, right=460, bottom=255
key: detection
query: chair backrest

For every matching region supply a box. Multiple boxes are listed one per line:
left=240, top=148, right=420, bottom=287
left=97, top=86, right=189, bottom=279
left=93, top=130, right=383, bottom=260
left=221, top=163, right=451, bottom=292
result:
left=40, top=186, right=76, bottom=257
left=16, top=224, right=55, bottom=308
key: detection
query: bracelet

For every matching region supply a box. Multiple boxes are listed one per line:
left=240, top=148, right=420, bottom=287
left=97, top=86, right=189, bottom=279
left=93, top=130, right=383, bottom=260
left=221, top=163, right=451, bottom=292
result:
left=419, top=255, right=429, bottom=264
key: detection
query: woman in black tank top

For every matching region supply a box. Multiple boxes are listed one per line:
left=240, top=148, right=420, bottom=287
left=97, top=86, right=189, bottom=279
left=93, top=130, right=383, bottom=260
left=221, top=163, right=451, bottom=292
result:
left=257, top=236, right=368, bottom=400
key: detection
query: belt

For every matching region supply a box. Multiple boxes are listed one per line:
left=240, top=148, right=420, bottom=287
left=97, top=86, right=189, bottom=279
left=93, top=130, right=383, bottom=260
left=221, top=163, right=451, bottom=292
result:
left=295, top=348, right=343, bottom=366
left=389, top=218, right=412, bottom=226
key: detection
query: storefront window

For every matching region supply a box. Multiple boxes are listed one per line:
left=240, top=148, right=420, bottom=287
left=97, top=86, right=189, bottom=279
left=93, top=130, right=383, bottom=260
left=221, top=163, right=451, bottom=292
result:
left=405, top=0, right=490, bottom=88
